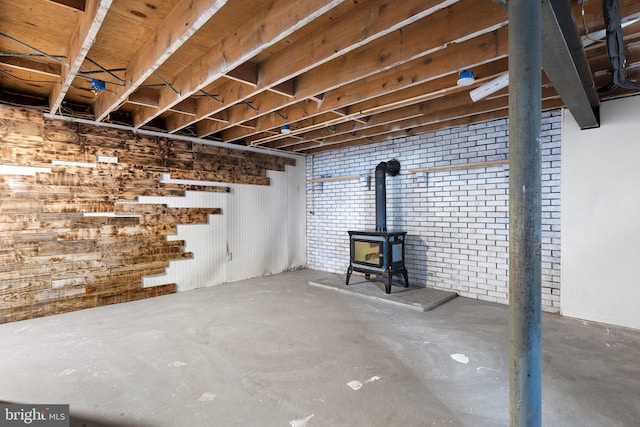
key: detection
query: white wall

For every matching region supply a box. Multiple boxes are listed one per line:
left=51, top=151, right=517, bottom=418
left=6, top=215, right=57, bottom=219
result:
left=142, top=157, right=306, bottom=291
left=562, top=97, right=640, bottom=329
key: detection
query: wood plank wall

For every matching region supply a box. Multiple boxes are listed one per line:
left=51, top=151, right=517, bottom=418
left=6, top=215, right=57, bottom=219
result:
left=0, top=105, right=295, bottom=323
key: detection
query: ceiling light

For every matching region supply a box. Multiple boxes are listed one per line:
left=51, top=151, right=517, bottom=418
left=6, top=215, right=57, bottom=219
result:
left=457, top=70, right=476, bottom=86
left=281, top=123, right=291, bottom=134
left=91, top=78, right=106, bottom=93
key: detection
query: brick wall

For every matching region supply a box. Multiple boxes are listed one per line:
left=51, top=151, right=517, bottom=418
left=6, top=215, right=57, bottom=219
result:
left=306, top=110, right=561, bottom=312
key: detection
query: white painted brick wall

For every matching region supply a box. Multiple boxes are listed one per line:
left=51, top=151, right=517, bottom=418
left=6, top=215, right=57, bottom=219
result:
left=306, top=110, right=562, bottom=312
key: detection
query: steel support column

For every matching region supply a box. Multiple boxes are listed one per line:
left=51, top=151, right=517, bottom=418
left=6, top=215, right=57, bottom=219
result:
left=508, top=0, right=542, bottom=425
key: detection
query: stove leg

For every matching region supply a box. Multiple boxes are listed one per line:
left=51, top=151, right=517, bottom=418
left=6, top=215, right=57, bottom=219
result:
left=383, top=273, right=391, bottom=294
left=402, top=269, right=409, bottom=287
left=346, top=266, right=353, bottom=286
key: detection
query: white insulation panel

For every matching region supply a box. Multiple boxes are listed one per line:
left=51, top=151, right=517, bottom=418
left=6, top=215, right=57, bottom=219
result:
left=141, top=156, right=306, bottom=291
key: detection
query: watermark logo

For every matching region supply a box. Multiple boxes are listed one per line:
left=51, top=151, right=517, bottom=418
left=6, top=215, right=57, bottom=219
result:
left=1, top=404, right=69, bottom=426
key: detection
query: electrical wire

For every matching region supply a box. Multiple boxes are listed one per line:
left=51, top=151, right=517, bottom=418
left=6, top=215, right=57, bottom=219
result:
left=58, top=104, right=94, bottom=120
left=0, top=93, right=98, bottom=120
left=0, top=32, right=68, bottom=66
left=104, top=119, right=133, bottom=127
left=581, top=1, right=606, bottom=47
left=275, top=110, right=287, bottom=121
left=74, top=73, right=126, bottom=87
left=153, top=72, right=179, bottom=96
left=0, top=69, right=60, bottom=84
left=0, top=52, right=66, bottom=59
left=197, top=89, right=224, bottom=105
left=84, top=57, right=129, bottom=84
left=78, top=67, right=127, bottom=76
left=240, top=100, right=258, bottom=112
left=0, top=60, right=123, bottom=92
left=601, top=0, right=640, bottom=91
left=0, top=98, right=49, bottom=112
left=140, top=125, right=170, bottom=133
left=175, top=127, right=197, bottom=137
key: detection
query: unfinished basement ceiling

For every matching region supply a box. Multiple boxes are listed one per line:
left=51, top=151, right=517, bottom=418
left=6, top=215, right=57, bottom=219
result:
left=1, top=0, right=639, bottom=154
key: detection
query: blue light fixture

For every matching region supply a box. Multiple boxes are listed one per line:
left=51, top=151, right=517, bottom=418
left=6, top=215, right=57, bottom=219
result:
left=457, top=70, right=475, bottom=86
left=91, top=78, right=106, bottom=92
left=281, top=123, right=291, bottom=134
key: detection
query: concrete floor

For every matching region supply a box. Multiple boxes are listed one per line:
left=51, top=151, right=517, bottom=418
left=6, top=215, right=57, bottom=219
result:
left=1, top=269, right=639, bottom=427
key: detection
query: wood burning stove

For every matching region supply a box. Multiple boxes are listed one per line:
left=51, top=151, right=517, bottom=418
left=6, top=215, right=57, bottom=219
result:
left=347, top=230, right=408, bottom=293
left=346, top=159, right=409, bottom=294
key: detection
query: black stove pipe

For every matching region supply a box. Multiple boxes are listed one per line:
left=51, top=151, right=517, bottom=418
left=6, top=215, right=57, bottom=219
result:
left=375, top=162, right=387, bottom=231
left=375, top=159, right=400, bottom=232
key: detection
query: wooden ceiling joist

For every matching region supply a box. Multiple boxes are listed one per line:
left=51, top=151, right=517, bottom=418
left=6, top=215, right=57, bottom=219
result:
left=0, top=57, right=62, bottom=77
left=225, top=62, right=259, bottom=86
left=169, top=98, right=197, bottom=116
left=131, top=0, right=349, bottom=128
left=3, top=0, right=640, bottom=154
left=254, top=0, right=460, bottom=91
left=46, top=0, right=86, bottom=12
left=204, top=111, right=229, bottom=123
left=157, top=0, right=481, bottom=135
left=292, top=0, right=507, bottom=106
left=92, top=0, right=229, bottom=121
left=282, top=77, right=556, bottom=151
left=302, top=97, right=566, bottom=154
left=218, top=99, right=319, bottom=141
left=194, top=90, right=298, bottom=137
left=216, top=27, right=511, bottom=143
left=49, top=0, right=113, bottom=114
left=314, top=86, right=561, bottom=152
left=247, top=4, right=509, bottom=147
left=267, top=75, right=516, bottom=150
left=269, top=80, right=295, bottom=98
left=127, top=88, right=160, bottom=108
left=193, top=0, right=508, bottom=141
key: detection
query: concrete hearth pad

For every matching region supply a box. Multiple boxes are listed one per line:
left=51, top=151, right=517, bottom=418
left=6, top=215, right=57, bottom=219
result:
left=308, top=272, right=457, bottom=312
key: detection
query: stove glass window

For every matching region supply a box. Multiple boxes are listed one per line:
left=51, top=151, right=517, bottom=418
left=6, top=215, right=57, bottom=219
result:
left=353, top=240, right=383, bottom=267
